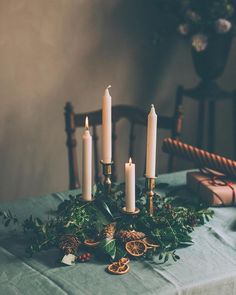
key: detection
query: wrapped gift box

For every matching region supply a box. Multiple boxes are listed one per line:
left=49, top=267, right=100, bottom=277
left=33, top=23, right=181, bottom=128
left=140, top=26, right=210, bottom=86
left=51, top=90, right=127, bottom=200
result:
left=187, top=171, right=236, bottom=206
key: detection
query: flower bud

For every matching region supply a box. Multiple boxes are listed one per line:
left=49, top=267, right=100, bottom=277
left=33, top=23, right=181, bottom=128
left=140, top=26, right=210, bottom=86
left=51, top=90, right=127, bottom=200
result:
left=186, top=10, right=201, bottom=22
left=215, top=19, right=232, bottom=34
left=178, top=24, right=189, bottom=35
left=192, top=34, right=208, bottom=52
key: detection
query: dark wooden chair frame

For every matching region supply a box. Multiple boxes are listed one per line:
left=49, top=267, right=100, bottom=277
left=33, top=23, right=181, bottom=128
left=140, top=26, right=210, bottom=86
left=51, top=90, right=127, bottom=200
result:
left=176, top=81, right=236, bottom=155
left=64, top=101, right=183, bottom=190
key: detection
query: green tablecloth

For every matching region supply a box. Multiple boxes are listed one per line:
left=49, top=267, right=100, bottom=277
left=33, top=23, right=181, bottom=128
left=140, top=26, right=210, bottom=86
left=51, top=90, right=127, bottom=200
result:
left=0, top=171, right=236, bottom=295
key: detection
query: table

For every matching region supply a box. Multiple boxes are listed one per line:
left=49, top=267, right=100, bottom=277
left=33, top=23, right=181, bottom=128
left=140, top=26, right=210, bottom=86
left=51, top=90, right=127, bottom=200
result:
left=0, top=171, right=236, bottom=295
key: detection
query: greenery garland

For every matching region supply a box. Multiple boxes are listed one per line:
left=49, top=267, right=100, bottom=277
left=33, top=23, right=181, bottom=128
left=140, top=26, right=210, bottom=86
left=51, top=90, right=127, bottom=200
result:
left=0, top=182, right=213, bottom=270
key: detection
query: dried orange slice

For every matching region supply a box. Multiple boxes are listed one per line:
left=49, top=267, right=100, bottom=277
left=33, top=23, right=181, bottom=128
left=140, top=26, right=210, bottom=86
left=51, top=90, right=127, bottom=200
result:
left=142, top=238, right=159, bottom=249
left=125, top=240, right=147, bottom=257
left=119, top=257, right=130, bottom=265
left=84, top=239, right=100, bottom=247
left=107, top=262, right=130, bottom=275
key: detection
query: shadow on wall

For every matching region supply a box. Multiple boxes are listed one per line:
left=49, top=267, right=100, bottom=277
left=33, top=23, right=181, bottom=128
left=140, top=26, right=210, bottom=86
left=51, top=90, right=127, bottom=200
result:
left=69, top=0, right=177, bottom=105
left=0, top=0, right=192, bottom=200
left=0, top=0, right=234, bottom=200
left=61, top=0, right=177, bottom=101
left=59, top=0, right=236, bottom=179
left=73, top=0, right=180, bottom=177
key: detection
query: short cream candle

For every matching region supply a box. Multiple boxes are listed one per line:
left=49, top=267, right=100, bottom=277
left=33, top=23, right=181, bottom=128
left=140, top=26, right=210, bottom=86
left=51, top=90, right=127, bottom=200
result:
left=125, top=158, right=135, bottom=212
left=82, top=117, right=92, bottom=201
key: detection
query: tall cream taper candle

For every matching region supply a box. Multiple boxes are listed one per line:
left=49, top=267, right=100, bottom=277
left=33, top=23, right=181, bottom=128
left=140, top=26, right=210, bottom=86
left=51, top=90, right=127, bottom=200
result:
left=82, top=117, right=92, bottom=201
left=145, top=104, right=157, bottom=178
left=102, top=85, right=112, bottom=163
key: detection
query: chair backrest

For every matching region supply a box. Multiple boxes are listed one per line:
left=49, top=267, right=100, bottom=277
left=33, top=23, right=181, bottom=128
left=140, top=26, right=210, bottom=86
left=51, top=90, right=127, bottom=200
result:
left=64, top=103, right=183, bottom=189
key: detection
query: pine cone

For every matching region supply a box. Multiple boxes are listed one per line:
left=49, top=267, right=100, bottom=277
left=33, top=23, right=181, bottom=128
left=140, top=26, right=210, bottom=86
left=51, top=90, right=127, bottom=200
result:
left=59, top=234, right=80, bottom=255
left=102, top=223, right=116, bottom=240
left=118, top=230, right=145, bottom=242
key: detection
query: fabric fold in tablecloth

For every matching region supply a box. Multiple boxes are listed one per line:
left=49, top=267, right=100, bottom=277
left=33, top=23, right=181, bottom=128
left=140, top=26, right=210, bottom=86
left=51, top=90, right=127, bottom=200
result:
left=1, top=171, right=236, bottom=295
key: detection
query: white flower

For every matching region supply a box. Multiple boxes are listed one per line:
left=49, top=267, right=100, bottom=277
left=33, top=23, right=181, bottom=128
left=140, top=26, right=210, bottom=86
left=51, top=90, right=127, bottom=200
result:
left=215, top=19, right=232, bottom=34
left=192, top=34, right=208, bottom=52
left=186, top=10, right=201, bottom=22
left=178, top=24, right=189, bottom=35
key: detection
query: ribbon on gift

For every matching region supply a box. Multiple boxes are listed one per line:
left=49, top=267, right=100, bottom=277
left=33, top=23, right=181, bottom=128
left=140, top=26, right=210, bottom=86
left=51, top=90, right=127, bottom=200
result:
left=197, top=168, right=236, bottom=205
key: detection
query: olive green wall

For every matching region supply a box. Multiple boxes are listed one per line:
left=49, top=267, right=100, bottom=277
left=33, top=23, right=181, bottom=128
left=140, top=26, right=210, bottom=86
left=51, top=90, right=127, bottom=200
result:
left=0, top=0, right=235, bottom=200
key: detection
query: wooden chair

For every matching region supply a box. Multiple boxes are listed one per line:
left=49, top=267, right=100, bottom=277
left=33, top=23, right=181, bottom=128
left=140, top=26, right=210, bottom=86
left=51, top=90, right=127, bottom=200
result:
left=64, top=101, right=183, bottom=190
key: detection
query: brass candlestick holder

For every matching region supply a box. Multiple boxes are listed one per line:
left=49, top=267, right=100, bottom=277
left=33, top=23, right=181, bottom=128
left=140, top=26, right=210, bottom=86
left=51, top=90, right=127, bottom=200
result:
left=121, top=206, right=140, bottom=230
left=79, top=196, right=95, bottom=203
left=100, top=160, right=113, bottom=194
left=121, top=207, right=140, bottom=215
left=145, top=177, right=157, bottom=216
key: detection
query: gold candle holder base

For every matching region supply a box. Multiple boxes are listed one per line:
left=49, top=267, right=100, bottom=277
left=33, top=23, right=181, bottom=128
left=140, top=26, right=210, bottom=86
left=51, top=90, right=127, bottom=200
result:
left=121, top=207, right=140, bottom=215
left=79, top=196, right=95, bottom=203
left=121, top=207, right=140, bottom=230
left=145, top=177, right=157, bottom=216
left=100, top=160, right=113, bottom=194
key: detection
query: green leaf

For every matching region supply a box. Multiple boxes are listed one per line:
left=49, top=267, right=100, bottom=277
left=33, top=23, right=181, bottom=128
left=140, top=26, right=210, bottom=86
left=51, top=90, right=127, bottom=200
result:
left=99, top=238, right=116, bottom=260
left=41, top=225, right=46, bottom=234
left=159, top=253, right=163, bottom=260
left=176, top=232, right=193, bottom=244
left=35, top=218, right=43, bottom=226
left=92, top=184, right=97, bottom=195
left=95, top=200, right=113, bottom=220
left=164, top=253, right=169, bottom=263
left=95, top=208, right=110, bottom=226
left=115, top=245, right=126, bottom=260
left=172, top=255, right=177, bottom=262
left=175, top=254, right=180, bottom=260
